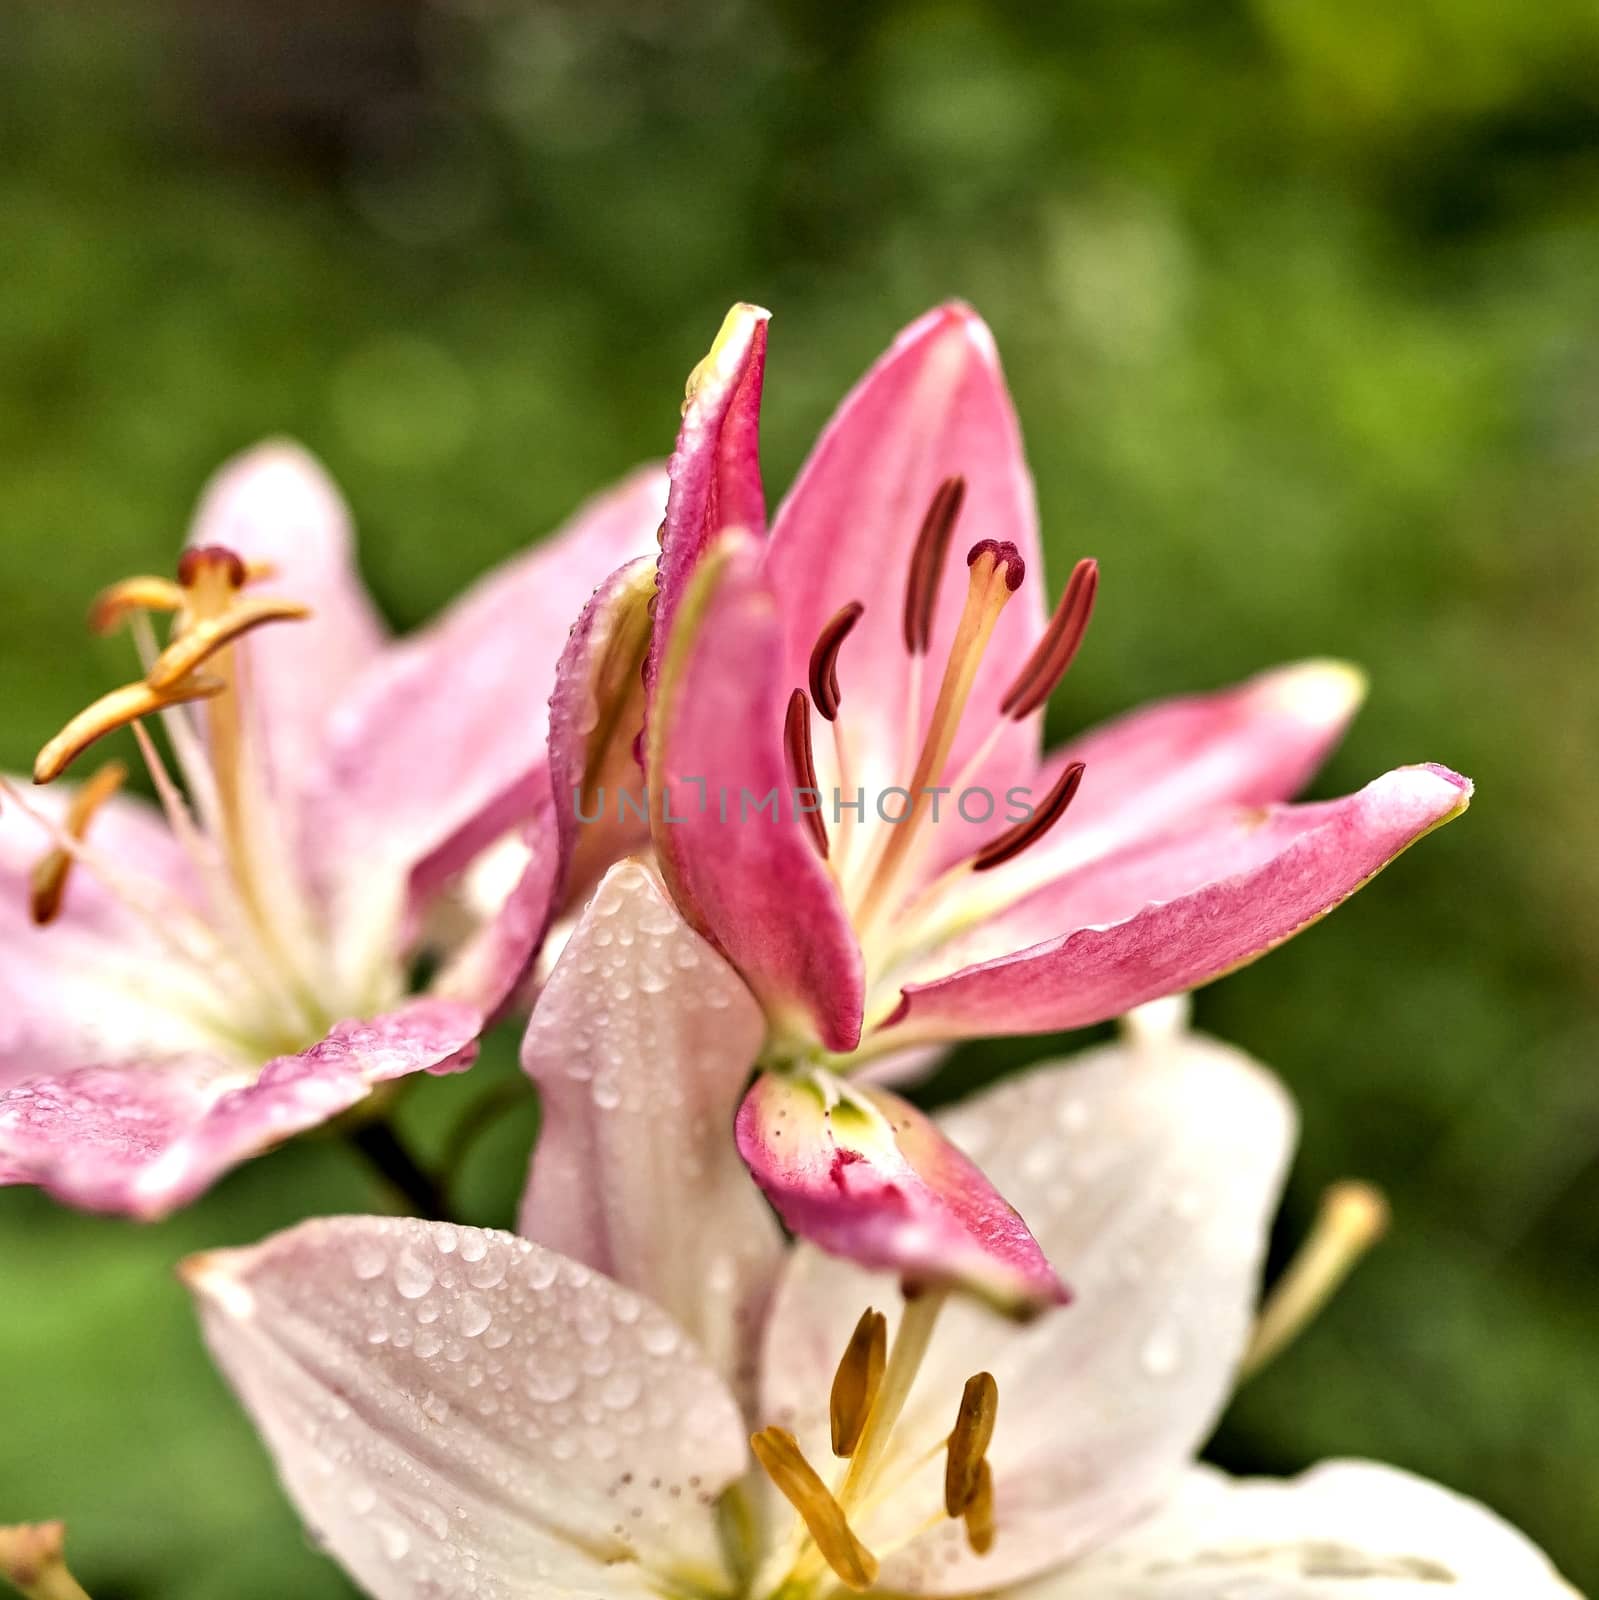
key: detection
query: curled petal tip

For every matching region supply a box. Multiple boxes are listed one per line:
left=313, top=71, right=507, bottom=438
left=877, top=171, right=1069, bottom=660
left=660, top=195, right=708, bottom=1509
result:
left=178, top=1249, right=257, bottom=1318
left=1256, top=658, right=1369, bottom=727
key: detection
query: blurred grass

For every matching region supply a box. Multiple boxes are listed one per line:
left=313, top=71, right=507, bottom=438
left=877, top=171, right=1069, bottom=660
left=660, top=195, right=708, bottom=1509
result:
left=1, top=1, right=1597, bottom=1594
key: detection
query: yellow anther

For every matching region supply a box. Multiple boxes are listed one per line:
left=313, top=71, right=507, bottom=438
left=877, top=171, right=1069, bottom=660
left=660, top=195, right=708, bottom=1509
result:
left=751, top=1427, right=880, bottom=1592
left=87, top=576, right=186, bottom=636
left=943, top=1371, right=998, bottom=1517
left=34, top=676, right=226, bottom=785
left=962, top=1458, right=996, bottom=1556
left=830, top=1308, right=888, bottom=1459
left=1241, top=1180, right=1391, bottom=1378
left=145, top=598, right=310, bottom=691
left=29, top=760, right=128, bottom=925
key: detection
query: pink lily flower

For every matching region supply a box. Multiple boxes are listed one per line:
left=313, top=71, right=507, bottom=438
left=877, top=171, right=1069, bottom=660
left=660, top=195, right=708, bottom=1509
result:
left=0, top=442, right=664, bottom=1217
left=185, top=865, right=1571, bottom=1600
left=645, top=304, right=1472, bottom=1066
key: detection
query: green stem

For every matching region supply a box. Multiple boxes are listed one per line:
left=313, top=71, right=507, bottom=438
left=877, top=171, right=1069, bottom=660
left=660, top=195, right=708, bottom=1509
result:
left=347, top=1118, right=449, bottom=1220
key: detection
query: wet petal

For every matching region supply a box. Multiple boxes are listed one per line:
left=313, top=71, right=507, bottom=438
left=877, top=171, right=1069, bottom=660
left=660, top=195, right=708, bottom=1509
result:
left=1022, top=1461, right=1576, bottom=1599
left=648, top=303, right=770, bottom=699
left=186, top=441, right=387, bottom=784
left=306, top=465, right=666, bottom=916
left=737, top=1070, right=1068, bottom=1319
left=883, top=765, right=1471, bottom=1047
left=648, top=530, right=864, bottom=1052
left=762, top=304, right=1046, bottom=847
left=924, top=658, right=1368, bottom=889
left=519, top=860, right=781, bottom=1407
left=185, top=1215, right=748, bottom=1600
left=762, top=1019, right=1295, bottom=1593
left=0, top=1000, right=480, bottom=1218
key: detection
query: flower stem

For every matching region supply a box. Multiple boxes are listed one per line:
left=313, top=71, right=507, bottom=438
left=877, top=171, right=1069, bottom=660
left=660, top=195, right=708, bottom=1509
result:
left=347, top=1118, right=449, bottom=1221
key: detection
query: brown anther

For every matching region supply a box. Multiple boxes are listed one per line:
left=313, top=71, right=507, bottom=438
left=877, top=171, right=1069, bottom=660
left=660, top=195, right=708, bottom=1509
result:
left=750, top=1427, right=880, bottom=1591
left=809, top=602, right=865, bottom=723
left=28, top=760, right=127, bottom=925
left=944, top=1371, right=999, bottom=1516
left=962, top=1459, right=996, bottom=1556
left=830, top=1307, right=887, bottom=1458
left=971, top=762, right=1085, bottom=873
left=902, top=476, right=966, bottom=655
left=177, top=545, right=247, bottom=590
left=784, top=688, right=829, bottom=860
left=34, top=676, right=226, bottom=785
left=1000, top=558, right=1098, bottom=719
left=87, top=576, right=186, bottom=636
left=145, top=599, right=311, bottom=691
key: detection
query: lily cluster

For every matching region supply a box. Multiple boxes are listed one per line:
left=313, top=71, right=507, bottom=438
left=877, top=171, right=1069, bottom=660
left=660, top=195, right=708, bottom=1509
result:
left=0, top=304, right=1578, bottom=1600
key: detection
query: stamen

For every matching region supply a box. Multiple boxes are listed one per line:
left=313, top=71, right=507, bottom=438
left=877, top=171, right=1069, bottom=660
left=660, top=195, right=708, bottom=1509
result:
left=808, top=601, right=865, bottom=723
left=943, top=1371, right=998, bottom=1516
left=87, top=576, right=186, bottom=636
left=751, top=1427, right=880, bottom=1592
left=28, top=760, right=127, bottom=925
left=34, top=676, right=225, bottom=784
left=1241, top=1180, right=1390, bottom=1378
left=145, top=598, right=311, bottom=691
left=784, top=688, right=830, bottom=859
left=830, top=1308, right=888, bottom=1458
left=999, top=557, right=1098, bottom=719
left=176, top=545, right=248, bottom=591
left=962, top=1459, right=996, bottom=1555
left=901, top=476, right=966, bottom=654
left=971, top=761, right=1086, bottom=872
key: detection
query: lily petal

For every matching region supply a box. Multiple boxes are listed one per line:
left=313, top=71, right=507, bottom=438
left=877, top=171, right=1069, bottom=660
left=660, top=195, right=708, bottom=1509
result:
left=186, top=441, right=387, bottom=786
left=925, top=658, right=1368, bottom=891
left=0, top=1000, right=479, bottom=1218
left=648, top=303, right=770, bottom=698
left=519, top=860, right=782, bottom=1405
left=306, top=465, right=667, bottom=922
left=762, top=1022, right=1295, bottom=1593
left=546, top=556, right=659, bottom=900
left=737, top=1069, right=1068, bottom=1319
left=762, top=303, right=1046, bottom=833
left=883, top=765, right=1471, bottom=1047
left=186, top=1216, right=748, bottom=1600
left=648, top=530, right=864, bottom=1052
left=1021, top=1461, right=1578, bottom=1598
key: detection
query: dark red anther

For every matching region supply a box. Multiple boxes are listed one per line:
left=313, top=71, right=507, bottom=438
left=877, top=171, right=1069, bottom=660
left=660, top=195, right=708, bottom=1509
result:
left=971, top=761, right=1085, bottom=872
left=784, top=687, right=830, bottom=859
left=902, top=476, right=966, bottom=655
left=1000, top=557, right=1097, bottom=720
left=965, top=539, right=1025, bottom=592
left=177, top=545, right=247, bottom=589
left=808, top=601, right=865, bottom=723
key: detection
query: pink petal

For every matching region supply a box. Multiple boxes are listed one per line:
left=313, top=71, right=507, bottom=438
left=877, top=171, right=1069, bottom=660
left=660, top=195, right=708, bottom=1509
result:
left=762, top=303, right=1046, bottom=842
left=185, top=1216, right=747, bottom=1599
left=648, top=531, right=864, bottom=1052
left=735, top=1069, right=1068, bottom=1319
left=762, top=1019, right=1295, bottom=1593
left=186, top=441, right=387, bottom=786
left=647, top=304, right=770, bottom=700
left=0, top=1000, right=479, bottom=1218
left=305, top=465, right=666, bottom=912
left=1033, top=1461, right=1575, bottom=1598
left=883, top=764, right=1472, bottom=1046
left=925, top=657, right=1368, bottom=887
left=519, top=861, right=781, bottom=1406
left=546, top=556, right=658, bottom=898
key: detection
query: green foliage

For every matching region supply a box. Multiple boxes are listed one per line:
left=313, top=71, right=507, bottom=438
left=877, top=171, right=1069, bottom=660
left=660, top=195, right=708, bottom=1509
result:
left=1, top=1, right=1596, bottom=1593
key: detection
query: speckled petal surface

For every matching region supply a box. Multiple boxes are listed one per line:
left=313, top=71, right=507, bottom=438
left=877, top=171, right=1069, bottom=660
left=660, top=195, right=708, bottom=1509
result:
left=186, top=1216, right=748, bottom=1600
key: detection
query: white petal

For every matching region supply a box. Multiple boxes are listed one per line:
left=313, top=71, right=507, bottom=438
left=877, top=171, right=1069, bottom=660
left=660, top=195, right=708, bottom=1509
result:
left=519, top=860, right=780, bottom=1410
left=187, top=1216, right=748, bottom=1600
left=1019, top=1460, right=1578, bottom=1598
left=761, top=1026, right=1296, bottom=1593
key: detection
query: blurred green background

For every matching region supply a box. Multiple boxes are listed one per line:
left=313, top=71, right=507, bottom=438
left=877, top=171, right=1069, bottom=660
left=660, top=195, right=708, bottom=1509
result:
left=2, top=1, right=1597, bottom=1594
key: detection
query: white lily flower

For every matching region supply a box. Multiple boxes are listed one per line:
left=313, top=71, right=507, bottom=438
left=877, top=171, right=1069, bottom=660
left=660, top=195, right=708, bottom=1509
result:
left=185, top=862, right=1576, bottom=1600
